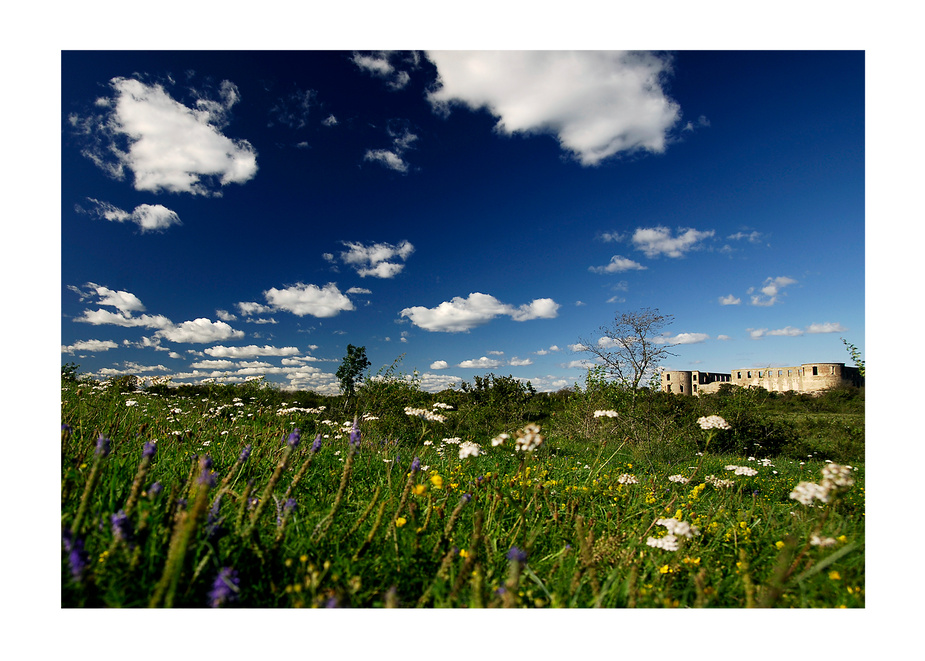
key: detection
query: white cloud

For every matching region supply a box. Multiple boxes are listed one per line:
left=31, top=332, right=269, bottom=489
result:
left=205, top=345, right=301, bottom=359
left=215, top=309, right=237, bottom=321
left=425, top=51, right=681, bottom=165
left=74, top=309, right=172, bottom=329
left=430, top=360, right=449, bottom=370
left=631, top=226, right=715, bottom=258
left=61, top=339, right=118, bottom=354
left=71, top=77, right=257, bottom=196
left=748, top=276, right=797, bottom=306
left=655, top=332, right=710, bottom=345
left=719, top=294, right=741, bottom=305
left=155, top=318, right=245, bottom=344
left=419, top=372, right=463, bottom=393
left=346, top=287, right=372, bottom=295
left=509, top=357, right=533, bottom=366
left=458, top=356, right=502, bottom=369
left=598, top=231, right=625, bottom=243
left=70, top=282, right=146, bottom=313
left=264, top=283, right=355, bottom=318
left=806, top=322, right=847, bottom=334
left=727, top=230, right=765, bottom=244
left=400, top=292, right=559, bottom=332
left=336, top=240, right=414, bottom=278
left=352, top=51, right=418, bottom=90
left=79, top=199, right=182, bottom=233
left=589, top=255, right=647, bottom=274
left=237, top=301, right=273, bottom=316
left=363, top=125, right=418, bottom=173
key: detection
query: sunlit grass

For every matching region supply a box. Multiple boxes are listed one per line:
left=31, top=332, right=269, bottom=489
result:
left=60, top=378, right=864, bottom=608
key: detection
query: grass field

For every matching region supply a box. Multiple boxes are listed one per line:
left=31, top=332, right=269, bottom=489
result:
left=60, top=374, right=864, bottom=608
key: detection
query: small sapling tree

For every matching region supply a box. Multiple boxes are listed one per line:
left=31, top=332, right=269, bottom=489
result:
left=337, top=344, right=371, bottom=412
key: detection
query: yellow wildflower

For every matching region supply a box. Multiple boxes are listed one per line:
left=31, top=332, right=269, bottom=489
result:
left=412, top=484, right=427, bottom=496
left=658, top=564, right=671, bottom=574
left=430, top=474, right=444, bottom=489
left=829, top=571, right=841, bottom=581
left=775, top=540, right=786, bottom=550
left=395, top=517, right=407, bottom=528
left=459, top=549, right=469, bottom=559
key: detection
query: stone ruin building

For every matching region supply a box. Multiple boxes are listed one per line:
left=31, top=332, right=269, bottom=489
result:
left=660, top=362, right=863, bottom=396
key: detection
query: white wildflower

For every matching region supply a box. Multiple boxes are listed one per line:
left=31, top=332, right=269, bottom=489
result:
left=821, top=463, right=854, bottom=489
left=656, top=517, right=699, bottom=538
left=432, top=402, right=454, bottom=410
left=697, top=415, right=731, bottom=430
left=458, top=441, right=481, bottom=460
left=810, top=535, right=837, bottom=547
left=726, top=465, right=759, bottom=476
left=705, top=475, right=735, bottom=488
left=617, top=474, right=638, bottom=484
left=593, top=410, right=618, bottom=418
left=491, top=433, right=510, bottom=447
left=514, top=424, right=543, bottom=452
left=789, top=481, right=830, bottom=506
left=668, top=474, right=689, bottom=484
left=125, top=400, right=138, bottom=407
left=646, top=534, right=679, bottom=551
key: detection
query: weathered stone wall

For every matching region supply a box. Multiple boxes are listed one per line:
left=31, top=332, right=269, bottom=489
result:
left=662, top=363, right=862, bottom=396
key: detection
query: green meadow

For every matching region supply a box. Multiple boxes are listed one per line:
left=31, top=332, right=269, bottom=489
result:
left=60, top=368, right=864, bottom=608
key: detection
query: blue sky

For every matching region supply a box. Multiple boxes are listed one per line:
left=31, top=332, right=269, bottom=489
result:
left=60, top=50, right=865, bottom=394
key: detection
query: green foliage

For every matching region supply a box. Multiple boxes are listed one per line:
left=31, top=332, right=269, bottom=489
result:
left=62, top=362, right=81, bottom=383
left=841, top=338, right=865, bottom=378
left=336, top=344, right=371, bottom=402
left=60, top=364, right=865, bottom=609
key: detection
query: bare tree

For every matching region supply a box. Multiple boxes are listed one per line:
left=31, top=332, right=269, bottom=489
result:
left=577, top=308, right=676, bottom=390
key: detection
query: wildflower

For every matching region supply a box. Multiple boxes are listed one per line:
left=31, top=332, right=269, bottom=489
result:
left=284, top=498, right=297, bottom=513
left=726, top=465, right=759, bottom=477
left=430, top=474, right=444, bottom=489
left=821, top=463, right=855, bottom=490
left=668, top=474, right=689, bottom=484
left=775, top=540, right=786, bottom=550
left=459, top=549, right=469, bottom=559
left=656, top=518, right=699, bottom=538
left=147, top=482, right=163, bottom=497
left=705, top=475, right=735, bottom=488
left=647, top=535, right=679, bottom=551
left=412, top=484, right=427, bottom=496
left=208, top=567, right=240, bottom=608
left=458, top=441, right=481, bottom=460
left=423, top=440, right=433, bottom=446
left=432, top=402, right=454, bottom=410
left=349, top=420, right=361, bottom=448
left=287, top=428, right=301, bottom=448
left=395, top=517, right=407, bottom=528
left=514, top=424, right=543, bottom=452
left=410, top=456, right=422, bottom=473
left=111, top=510, right=134, bottom=543
left=617, top=474, right=638, bottom=484
left=142, top=441, right=157, bottom=459
left=810, top=535, right=837, bottom=547
left=95, top=434, right=111, bottom=457
left=491, top=433, right=510, bottom=447
left=506, top=546, right=528, bottom=563
left=828, top=571, right=841, bottom=581
left=789, top=481, right=830, bottom=506
left=125, top=400, right=137, bottom=407
left=593, top=410, right=618, bottom=418
left=239, top=445, right=252, bottom=462
left=697, top=415, right=731, bottom=430
left=62, top=530, right=89, bottom=583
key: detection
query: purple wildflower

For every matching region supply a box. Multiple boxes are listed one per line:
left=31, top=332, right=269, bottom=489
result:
left=506, top=546, right=528, bottom=563
left=65, top=533, right=89, bottom=583
left=284, top=498, right=297, bottom=513
left=199, top=455, right=216, bottom=486
left=287, top=428, right=301, bottom=448
left=147, top=482, right=163, bottom=497
left=311, top=434, right=322, bottom=453
left=239, top=445, right=252, bottom=462
left=111, top=510, right=134, bottom=543
left=95, top=435, right=111, bottom=457
left=208, top=567, right=240, bottom=608
left=410, top=456, right=421, bottom=473
left=349, top=419, right=361, bottom=448
left=461, top=493, right=472, bottom=504
left=142, top=441, right=157, bottom=459
left=61, top=424, right=72, bottom=440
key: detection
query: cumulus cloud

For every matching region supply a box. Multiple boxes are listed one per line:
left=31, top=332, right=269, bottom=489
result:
left=69, top=282, right=146, bottom=313
left=74, top=308, right=173, bottom=329
left=264, top=283, right=355, bottom=317
left=589, top=255, right=647, bottom=274
left=430, top=360, right=449, bottom=370
left=425, top=51, right=681, bottom=165
left=509, top=357, right=533, bottom=366
left=69, top=76, right=257, bottom=196
left=61, top=339, right=118, bottom=354
left=205, top=345, right=301, bottom=359
left=236, top=301, right=273, bottom=316
left=363, top=124, right=418, bottom=173
left=748, top=276, right=797, bottom=306
left=654, top=332, right=710, bottom=345
left=458, top=356, right=502, bottom=369
left=807, top=322, right=847, bottom=334
left=335, top=240, right=414, bottom=278
left=352, top=51, right=419, bottom=90
left=631, top=226, right=715, bottom=258
left=155, top=318, right=245, bottom=343
left=719, top=294, right=741, bottom=305
left=78, top=199, right=182, bottom=233
left=400, top=292, right=559, bottom=332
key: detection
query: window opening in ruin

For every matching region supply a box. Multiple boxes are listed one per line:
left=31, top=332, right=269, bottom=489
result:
left=812, top=366, right=818, bottom=376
